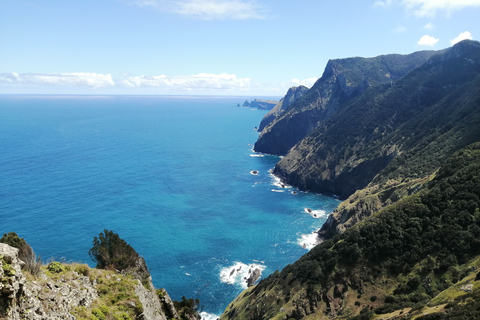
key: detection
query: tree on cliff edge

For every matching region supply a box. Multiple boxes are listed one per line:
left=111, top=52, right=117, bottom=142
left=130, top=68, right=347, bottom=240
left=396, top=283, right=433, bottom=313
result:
left=89, top=229, right=140, bottom=271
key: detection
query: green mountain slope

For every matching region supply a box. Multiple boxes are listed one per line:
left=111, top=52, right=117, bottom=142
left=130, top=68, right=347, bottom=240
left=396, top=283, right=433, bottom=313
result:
left=254, top=49, right=440, bottom=156
left=221, top=142, right=480, bottom=320
left=271, top=40, right=480, bottom=240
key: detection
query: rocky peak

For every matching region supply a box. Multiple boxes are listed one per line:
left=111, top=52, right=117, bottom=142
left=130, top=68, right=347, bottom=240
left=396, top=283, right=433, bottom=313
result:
left=257, top=85, right=310, bottom=132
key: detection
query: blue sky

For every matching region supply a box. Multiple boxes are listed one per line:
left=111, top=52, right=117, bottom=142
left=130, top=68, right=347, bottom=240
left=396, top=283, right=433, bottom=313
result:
left=1, top=0, right=479, bottom=96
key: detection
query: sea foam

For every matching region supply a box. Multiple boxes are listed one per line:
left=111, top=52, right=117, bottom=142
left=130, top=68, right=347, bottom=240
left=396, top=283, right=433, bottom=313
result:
left=219, top=262, right=266, bottom=289
left=304, top=208, right=326, bottom=218
left=200, top=311, right=220, bottom=320
left=297, top=232, right=320, bottom=250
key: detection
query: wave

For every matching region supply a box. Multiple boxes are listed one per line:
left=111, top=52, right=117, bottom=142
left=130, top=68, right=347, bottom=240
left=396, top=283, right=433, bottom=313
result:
left=297, top=232, right=320, bottom=250
left=200, top=311, right=220, bottom=320
left=269, top=173, right=291, bottom=190
left=249, top=154, right=264, bottom=157
left=304, top=208, right=326, bottom=218
left=219, top=261, right=266, bottom=289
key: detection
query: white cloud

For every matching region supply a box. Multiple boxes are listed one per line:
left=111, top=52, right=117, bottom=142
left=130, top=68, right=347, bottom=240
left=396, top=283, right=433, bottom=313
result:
left=424, top=22, right=434, bottom=29
left=122, top=73, right=251, bottom=90
left=393, top=25, right=407, bottom=33
left=373, top=0, right=394, bottom=7
left=417, top=34, right=439, bottom=46
left=374, top=0, right=480, bottom=16
left=126, top=0, right=266, bottom=20
left=0, top=72, right=252, bottom=93
left=450, top=31, right=473, bottom=45
left=289, top=77, right=317, bottom=88
left=0, top=72, right=115, bottom=88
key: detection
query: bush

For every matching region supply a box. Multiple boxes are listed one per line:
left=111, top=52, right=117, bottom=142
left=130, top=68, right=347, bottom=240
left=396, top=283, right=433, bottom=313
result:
left=75, top=264, right=90, bottom=276
left=88, top=230, right=140, bottom=271
left=47, top=261, right=66, bottom=273
left=0, top=232, right=42, bottom=276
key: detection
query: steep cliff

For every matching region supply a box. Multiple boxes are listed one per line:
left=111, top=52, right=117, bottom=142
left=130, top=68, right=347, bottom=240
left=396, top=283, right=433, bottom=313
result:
left=272, top=40, right=480, bottom=239
left=241, top=99, right=278, bottom=110
left=221, top=142, right=480, bottom=320
left=221, top=41, right=480, bottom=320
left=0, top=242, right=187, bottom=320
left=254, top=49, right=440, bottom=155
left=257, top=85, right=310, bottom=132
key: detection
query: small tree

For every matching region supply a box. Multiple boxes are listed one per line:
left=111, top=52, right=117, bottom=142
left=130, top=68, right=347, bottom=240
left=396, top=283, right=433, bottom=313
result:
left=0, top=232, right=42, bottom=276
left=89, top=229, right=140, bottom=271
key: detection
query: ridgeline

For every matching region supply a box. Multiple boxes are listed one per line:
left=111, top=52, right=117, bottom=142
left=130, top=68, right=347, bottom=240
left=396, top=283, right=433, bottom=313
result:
left=223, top=40, right=480, bottom=319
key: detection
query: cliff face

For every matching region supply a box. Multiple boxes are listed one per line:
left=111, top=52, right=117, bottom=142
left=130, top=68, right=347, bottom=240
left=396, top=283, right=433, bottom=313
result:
left=257, top=85, right=309, bottom=132
left=221, top=142, right=480, bottom=320
left=274, top=40, right=480, bottom=240
left=241, top=99, right=278, bottom=110
left=254, top=49, right=440, bottom=155
left=221, top=41, right=480, bottom=319
left=0, top=243, right=180, bottom=320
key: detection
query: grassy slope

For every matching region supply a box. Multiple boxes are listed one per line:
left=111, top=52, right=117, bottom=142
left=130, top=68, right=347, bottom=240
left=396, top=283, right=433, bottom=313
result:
left=221, top=142, right=480, bottom=320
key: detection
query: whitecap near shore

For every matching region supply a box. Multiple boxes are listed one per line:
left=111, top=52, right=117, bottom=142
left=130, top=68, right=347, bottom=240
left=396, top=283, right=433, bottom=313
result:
left=200, top=311, right=220, bottom=320
left=298, top=232, right=320, bottom=250
left=304, top=208, right=326, bottom=218
left=219, top=262, right=266, bottom=289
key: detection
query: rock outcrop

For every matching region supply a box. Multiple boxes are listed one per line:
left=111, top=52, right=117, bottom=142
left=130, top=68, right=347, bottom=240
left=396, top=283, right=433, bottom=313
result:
left=1, top=243, right=98, bottom=320
left=0, top=244, right=25, bottom=319
left=257, top=85, right=309, bottom=132
left=241, top=99, right=278, bottom=110
left=254, top=49, right=440, bottom=155
left=275, top=40, right=480, bottom=239
left=0, top=243, right=181, bottom=320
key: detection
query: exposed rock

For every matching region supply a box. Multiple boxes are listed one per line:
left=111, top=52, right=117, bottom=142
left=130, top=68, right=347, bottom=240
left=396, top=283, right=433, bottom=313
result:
left=135, top=280, right=169, bottom=320
left=0, top=244, right=25, bottom=319
left=0, top=243, right=183, bottom=320
left=254, top=49, right=440, bottom=156
left=241, top=99, right=278, bottom=111
left=1, top=243, right=98, bottom=320
left=257, top=85, right=309, bottom=131
left=246, top=268, right=261, bottom=287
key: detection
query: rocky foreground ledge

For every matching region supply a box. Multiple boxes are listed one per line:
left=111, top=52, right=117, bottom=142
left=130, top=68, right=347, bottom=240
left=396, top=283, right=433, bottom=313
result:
left=0, top=243, right=188, bottom=320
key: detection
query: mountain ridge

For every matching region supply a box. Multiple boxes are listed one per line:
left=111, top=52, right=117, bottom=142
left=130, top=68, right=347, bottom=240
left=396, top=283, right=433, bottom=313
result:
left=221, top=40, right=480, bottom=319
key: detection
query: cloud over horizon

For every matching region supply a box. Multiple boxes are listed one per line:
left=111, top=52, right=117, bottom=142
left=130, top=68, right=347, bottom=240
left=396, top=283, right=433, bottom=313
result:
left=0, top=73, right=115, bottom=88
left=417, top=34, right=439, bottom=46
left=374, top=0, right=480, bottom=16
left=450, top=31, right=473, bottom=45
left=0, top=72, right=253, bottom=93
left=122, top=73, right=251, bottom=90
left=289, top=77, right=317, bottom=88
left=126, top=0, right=266, bottom=20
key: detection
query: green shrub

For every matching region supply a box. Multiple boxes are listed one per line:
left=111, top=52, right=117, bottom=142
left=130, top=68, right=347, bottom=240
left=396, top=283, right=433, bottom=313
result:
left=0, top=232, right=42, bottom=276
left=47, top=261, right=66, bottom=273
left=113, top=312, right=132, bottom=320
left=75, top=264, right=90, bottom=276
left=89, top=230, right=139, bottom=271
left=91, top=308, right=106, bottom=320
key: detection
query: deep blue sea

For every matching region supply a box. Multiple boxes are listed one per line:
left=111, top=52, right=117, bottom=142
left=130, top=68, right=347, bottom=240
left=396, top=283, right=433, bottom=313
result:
left=0, top=95, right=339, bottom=317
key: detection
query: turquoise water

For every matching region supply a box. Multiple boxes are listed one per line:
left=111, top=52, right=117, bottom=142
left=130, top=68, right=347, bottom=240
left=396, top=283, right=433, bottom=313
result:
left=0, top=95, right=339, bottom=316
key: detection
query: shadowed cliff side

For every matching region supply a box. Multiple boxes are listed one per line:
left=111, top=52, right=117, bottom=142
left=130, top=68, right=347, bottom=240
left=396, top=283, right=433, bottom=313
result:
left=221, top=142, right=480, bottom=320
left=254, top=49, right=440, bottom=156
left=271, top=40, right=480, bottom=240
left=257, top=85, right=310, bottom=132
left=0, top=232, right=200, bottom=320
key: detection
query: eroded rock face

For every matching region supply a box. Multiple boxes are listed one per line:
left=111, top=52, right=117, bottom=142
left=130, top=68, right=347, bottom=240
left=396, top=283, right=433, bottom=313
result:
left=0, top=243, right=177, bottom=320
left=0, top=243, right=25, bottom=319
left=18, top=274, right=98, bottom=320
left=0, top=243, right=98, bottom=320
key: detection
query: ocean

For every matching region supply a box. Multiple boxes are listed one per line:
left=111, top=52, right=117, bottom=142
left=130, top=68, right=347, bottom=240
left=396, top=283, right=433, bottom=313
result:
left=0, top=95, right=339, bottom=317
